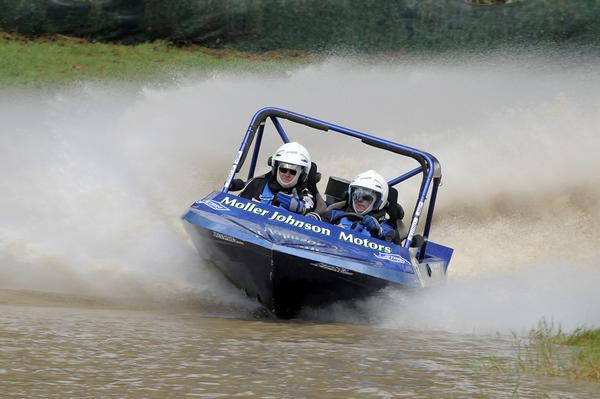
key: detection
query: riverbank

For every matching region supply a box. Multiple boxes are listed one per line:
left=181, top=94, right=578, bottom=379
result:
left=483, top=322, right=600, bottom=381
left=0, top=33, right=308, bottom=87
left=525, top=324, right=600, bottom=380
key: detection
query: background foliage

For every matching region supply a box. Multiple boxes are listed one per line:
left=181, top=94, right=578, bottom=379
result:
left=1, top=0, right=599, bottom=51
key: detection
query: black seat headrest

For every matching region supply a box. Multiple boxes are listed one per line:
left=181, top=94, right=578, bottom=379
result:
left=307, top=162, right=321, bottom=185
left=386, top=186, right=404, bottom=223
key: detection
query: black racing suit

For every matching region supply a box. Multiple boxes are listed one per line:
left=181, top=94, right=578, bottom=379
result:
left=239, top=172, right=316, bottom=214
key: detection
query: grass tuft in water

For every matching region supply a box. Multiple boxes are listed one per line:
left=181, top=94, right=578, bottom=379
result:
left=478, top=320, right=599, bottom=382
left=515, top=320, right=600, bottom=380
left=560, top=328, right=600, bottom=380
left=517, top=320, right=567, bottom=377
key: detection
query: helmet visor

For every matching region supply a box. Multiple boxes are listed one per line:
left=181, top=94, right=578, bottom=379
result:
left=278, top=163, right=301, bottom=176
left=352, top=187, right=378, bottom=214
left=352, top=187, right=376, bottom=203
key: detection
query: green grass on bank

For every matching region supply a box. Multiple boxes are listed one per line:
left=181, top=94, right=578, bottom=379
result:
left=483, top=322, right=600, bottom=381
left=533, top=325, right=600, bottom=380
left=0, top=33, right=308, bottom=87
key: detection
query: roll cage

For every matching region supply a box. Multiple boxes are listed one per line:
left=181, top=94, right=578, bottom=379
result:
left=222, top=107, right=443, bottom=256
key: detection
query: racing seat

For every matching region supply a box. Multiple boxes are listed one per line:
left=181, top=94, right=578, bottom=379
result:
left=306, top=162, right=327, bottom=214
left=306, top=162, right=321, bottom=186
left=386, top=188, right=422, bottom=247
left=385, top=187, right=408, bottom=244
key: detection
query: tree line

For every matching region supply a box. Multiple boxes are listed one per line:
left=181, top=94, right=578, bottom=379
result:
left=1, top=0, right=599, bottom=51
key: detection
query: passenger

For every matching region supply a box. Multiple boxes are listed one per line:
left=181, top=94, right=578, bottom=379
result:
left=240, top=142, right=317, bottom=215
left=322, top=170, right=398, bottom=242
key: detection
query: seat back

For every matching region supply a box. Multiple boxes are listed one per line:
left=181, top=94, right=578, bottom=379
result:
left=306, top=162, right=327, bottom=214
left=385, top=186, right=407, bottom=243
left=307, top=162, right=321, bottom=186
left=385, top=186, right=404, bottom=225
left=324, top=176, right=350, bottom=205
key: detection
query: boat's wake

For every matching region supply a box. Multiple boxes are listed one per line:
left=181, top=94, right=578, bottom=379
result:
left=301, top=260, right=600, bottom=332
left=1, top=54, right=599, bottom=331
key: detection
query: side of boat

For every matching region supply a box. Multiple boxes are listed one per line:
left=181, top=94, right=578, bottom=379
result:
left=182, top=107, right=454, bottom=318
left=182, top=192, right=451, bottom=318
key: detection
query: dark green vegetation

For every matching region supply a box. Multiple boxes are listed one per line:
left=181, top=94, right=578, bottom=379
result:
left=0, top=33, right=305, bottom=86
left=2, top=1, right=598, bottom=86
left=485, top=322, right=600, bottom=381
left=1, top=0, right=599, bottom=52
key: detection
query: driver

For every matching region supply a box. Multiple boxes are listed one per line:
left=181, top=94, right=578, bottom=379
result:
left=239, top=142, right=318, bottom=215
left=322, top=170, right=398, bottom=242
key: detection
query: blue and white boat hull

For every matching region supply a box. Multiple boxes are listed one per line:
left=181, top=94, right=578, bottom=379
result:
left=182, top=192, right=451, bottom=318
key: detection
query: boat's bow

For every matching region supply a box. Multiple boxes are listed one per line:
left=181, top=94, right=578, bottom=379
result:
left=182, top=192, right=445, bottom=317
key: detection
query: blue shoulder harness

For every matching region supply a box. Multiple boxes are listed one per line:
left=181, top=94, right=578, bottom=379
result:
left=259, top=182, right=275, bottom=204
left=330, top=210, right=365, bottom=233
left=331, top=209, right=394, bottom=240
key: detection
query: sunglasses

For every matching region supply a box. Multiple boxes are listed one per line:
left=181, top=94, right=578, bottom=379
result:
left=278, top=166, right=298, bottom=176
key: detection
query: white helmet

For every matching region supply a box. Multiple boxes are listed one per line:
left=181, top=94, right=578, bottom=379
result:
left=271, top=142, right=311, bottom=188
left=348, top=170, right=389, bottom=214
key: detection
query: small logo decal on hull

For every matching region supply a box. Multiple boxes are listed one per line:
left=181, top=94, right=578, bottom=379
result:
left=198, top=200, right=230, bottom=212
left=374, top=252, right=410, bottom=264
left=212, top=231, right=244, bottom=245
left=374, top=252, right=415, bottom=274
left=310, top=262, right=354, bottom=275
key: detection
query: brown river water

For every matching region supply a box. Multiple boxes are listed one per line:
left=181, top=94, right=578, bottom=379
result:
left=1, top=53, right=600, bottom=398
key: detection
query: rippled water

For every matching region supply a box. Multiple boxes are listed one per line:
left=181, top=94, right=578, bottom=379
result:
left=2, top=302, right=598, bottom=398
left=1, top=52, right=600, bottom=397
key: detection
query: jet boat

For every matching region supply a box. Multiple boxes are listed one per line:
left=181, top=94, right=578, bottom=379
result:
left=182, top=107, right=453, bottom=318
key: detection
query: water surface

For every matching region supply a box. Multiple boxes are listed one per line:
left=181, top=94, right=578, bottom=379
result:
left=1, top=52, right=599, bottom=397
